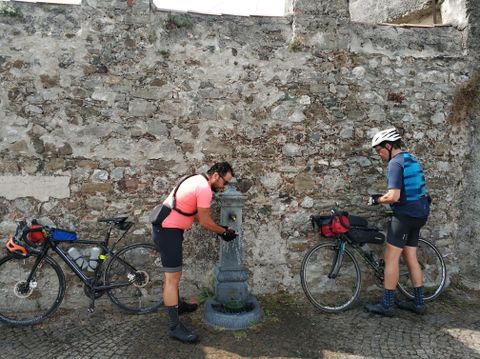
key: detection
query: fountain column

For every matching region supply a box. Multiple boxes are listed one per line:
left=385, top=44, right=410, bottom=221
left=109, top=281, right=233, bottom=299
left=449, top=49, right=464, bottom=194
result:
left=203, top=178, right=262, bottom=329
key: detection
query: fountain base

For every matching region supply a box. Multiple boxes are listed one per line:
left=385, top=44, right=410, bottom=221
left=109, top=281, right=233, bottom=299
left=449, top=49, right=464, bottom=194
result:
left=203, top=295, right=262, bottom=330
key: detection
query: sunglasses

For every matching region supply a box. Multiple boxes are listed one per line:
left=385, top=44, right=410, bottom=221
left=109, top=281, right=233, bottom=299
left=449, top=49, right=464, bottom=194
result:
left=219, top=174, right=230, bottom=186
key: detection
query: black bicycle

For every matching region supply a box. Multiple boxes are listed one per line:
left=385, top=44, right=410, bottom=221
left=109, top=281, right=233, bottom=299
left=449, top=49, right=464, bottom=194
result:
left=0, top=216, right=163, bottom=326
left=300, top=208, right=446, bottom=313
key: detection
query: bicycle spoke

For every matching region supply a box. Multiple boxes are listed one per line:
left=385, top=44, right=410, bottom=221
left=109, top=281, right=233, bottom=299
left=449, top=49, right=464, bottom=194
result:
left=105, top=244, right=163, bottom=313
left=397, top=238, right=446, bottom=301
left=301, top=242, right=361, bottom=312
left=0, top=255, right=65, bottom=326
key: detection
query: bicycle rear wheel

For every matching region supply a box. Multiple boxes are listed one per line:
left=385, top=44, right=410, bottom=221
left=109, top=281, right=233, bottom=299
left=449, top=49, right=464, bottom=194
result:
left=105, top=243, right=163, bottom=314
left=301, top=241, right=361, bottom=313
left=397, top=238, right=446, bottom=302
left=0, top=254, right=65, bottom=326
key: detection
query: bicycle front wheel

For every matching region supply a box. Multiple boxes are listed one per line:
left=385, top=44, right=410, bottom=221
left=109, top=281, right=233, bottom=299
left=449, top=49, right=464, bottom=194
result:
left=301, top=241, right=361, bottom=313
left=397, top=238, right=446, bottom=302
left=105, top=243, right=163, bottom=314
left=0, top=254, right=65, bottom=326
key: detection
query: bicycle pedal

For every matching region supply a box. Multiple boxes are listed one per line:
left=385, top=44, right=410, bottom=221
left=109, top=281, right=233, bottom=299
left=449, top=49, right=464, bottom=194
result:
left=87, top=306, right=96, bottom=313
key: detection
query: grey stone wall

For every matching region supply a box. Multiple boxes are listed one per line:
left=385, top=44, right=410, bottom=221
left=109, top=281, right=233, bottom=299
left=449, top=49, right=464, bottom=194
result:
left=0, top=0, right=479, bottom=303
left=349, top=0, right=432, bottom=24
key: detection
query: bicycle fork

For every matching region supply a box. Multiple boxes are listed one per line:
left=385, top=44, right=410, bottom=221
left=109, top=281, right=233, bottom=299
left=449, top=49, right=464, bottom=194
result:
left=328, top=241, right=347, bottom=279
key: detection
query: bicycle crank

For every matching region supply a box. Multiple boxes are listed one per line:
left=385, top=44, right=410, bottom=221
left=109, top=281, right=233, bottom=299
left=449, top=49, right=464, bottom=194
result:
left=83, top=283, right=106, bottom=300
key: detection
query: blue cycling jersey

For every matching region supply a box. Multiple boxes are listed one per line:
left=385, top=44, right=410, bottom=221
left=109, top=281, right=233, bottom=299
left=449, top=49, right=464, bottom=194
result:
left=387, top=152, right=429, bottom=219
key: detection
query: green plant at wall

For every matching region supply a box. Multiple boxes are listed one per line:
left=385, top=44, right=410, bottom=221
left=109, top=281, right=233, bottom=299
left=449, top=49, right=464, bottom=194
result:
left=165, top=13, right=193, bottom=30
left=289, top=36, right=304, bottom=52
left=449, top=71, right=480, bottom=123
left=157, top=49, right=170, bottom=58
left=0, top=2, right=22, bottom=17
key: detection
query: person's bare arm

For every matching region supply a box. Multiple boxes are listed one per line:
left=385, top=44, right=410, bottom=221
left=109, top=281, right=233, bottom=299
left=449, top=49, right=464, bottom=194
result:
left=197, top=207, right=226, bottom=234
left=379, top=189, right=401, bottom=204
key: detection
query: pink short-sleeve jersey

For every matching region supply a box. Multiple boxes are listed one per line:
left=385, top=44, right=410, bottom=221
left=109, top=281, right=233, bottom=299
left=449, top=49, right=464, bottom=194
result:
left=161, top=174, right=213, bottom=230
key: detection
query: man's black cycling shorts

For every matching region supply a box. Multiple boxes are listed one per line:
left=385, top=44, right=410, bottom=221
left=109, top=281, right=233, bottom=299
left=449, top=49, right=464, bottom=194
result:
left=387, top=214, right=427, bottom=248
left=152, top=225, right=184, bottom=272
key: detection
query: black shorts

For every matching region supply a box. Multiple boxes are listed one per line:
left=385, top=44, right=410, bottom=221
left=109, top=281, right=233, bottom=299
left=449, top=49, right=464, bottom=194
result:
left=152, top=225, right=184, bottom=273
left=387, top=214, right=427, bottom=248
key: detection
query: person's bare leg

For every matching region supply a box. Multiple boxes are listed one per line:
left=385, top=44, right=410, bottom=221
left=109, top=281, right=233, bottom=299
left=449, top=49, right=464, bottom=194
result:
left=402, top=246, right=423, bottom=287
left=164, top=271, right=198, bottom=343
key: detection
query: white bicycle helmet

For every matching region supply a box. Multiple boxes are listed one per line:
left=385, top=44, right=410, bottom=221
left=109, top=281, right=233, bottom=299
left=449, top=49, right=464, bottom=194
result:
left=371, top=128, right=401, bottom=147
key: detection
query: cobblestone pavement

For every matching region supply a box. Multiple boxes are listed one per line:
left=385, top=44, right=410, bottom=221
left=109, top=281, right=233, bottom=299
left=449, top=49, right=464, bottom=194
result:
left=1, top=288, right=479, bottom=359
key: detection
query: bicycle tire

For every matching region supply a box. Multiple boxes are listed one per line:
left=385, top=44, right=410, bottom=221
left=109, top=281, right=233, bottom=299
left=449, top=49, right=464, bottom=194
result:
left=397, top=238, right=446, bottom=302
left=105, top=243, right=163, bottom=314
left=301, top=241, right=361, bottom=313
left=0, top=254, right=65, bottom=326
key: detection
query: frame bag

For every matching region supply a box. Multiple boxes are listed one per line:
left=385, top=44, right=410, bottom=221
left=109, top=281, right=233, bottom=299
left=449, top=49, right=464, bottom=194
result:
left=347, top=227, right=385, bottom=244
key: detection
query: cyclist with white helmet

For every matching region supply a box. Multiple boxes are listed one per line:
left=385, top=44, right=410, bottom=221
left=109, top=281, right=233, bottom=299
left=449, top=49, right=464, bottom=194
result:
left=366, top=128, right=430, bottom=316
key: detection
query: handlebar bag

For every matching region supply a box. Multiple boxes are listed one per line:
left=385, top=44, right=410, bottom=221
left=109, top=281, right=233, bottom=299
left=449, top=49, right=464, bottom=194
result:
left=311, top=212, right=350, bottom=237
left=28, top=225, right=47, bottom=244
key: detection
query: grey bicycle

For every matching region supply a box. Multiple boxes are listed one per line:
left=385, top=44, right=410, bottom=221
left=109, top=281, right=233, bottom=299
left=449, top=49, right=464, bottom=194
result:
left=300, top=208, right=446, bottom=313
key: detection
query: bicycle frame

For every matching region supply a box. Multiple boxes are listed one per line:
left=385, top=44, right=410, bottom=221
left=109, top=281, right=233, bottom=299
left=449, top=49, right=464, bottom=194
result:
left=330, top=235, right=385, bottom=281
left=0, top=217, right=164, bottom=326
left=29, top=223, right=134, bottom=293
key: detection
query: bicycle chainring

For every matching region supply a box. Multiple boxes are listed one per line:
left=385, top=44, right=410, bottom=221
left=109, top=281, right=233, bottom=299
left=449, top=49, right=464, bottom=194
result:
left=83, top=283, right=106, bottom=299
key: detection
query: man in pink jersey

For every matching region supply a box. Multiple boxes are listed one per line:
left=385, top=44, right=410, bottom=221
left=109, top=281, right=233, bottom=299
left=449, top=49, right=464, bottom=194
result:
left=151, top=162, right=237, bottom=343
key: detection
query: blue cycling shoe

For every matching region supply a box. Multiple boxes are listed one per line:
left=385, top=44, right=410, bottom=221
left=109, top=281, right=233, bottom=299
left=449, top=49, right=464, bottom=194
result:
left=396, top=300, right=426, bottom=315
left=364, top=302, right=395, bottom=317
left=178, top=299, right=198, bottom=315
left=169, top=322, right=199, bottom=344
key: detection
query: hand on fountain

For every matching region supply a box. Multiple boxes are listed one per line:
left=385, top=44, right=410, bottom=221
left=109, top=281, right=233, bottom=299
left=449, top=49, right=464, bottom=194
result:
left=219, top=227, right=237, bottom=242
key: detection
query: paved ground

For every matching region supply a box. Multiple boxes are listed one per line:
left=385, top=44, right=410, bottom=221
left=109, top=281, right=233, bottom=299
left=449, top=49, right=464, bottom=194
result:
left=1, top=288, right=479, bottom=359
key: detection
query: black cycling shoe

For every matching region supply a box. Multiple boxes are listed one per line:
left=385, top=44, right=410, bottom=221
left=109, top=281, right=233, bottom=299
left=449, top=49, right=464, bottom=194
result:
left=178, top=300, right=198, bottom=315
left=364, top=302, right=395, bottom=317
left=396, top=300, right=426, bottom=315
left=169, top=322, right=199, bottom=344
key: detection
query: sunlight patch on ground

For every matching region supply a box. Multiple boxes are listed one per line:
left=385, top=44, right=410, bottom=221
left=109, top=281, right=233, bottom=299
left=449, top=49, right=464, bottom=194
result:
left=322, top=350, right=378, bottom=359
left=444, top=328, right=480, bottom=353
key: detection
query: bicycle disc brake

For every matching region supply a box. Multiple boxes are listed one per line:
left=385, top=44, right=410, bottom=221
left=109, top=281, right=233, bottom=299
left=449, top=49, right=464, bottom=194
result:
left=14, top=280, right=36, bottom=298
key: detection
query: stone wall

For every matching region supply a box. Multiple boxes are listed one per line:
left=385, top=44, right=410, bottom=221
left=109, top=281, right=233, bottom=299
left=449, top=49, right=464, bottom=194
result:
left=349, top=0, right=432, bottom=24
left=0, top=0, right=479, bottom=303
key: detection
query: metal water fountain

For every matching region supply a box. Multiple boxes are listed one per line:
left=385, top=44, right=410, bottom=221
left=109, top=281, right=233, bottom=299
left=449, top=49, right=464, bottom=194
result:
left=203, top=178, right=262, bottom=329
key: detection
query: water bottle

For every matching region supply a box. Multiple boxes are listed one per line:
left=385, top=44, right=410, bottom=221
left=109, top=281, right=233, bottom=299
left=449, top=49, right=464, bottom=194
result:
left=67, top=247, right=88, bottom=270
left=361, top=244, right=379, bottom=265
left=87, top=246, right=102, bottom=272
